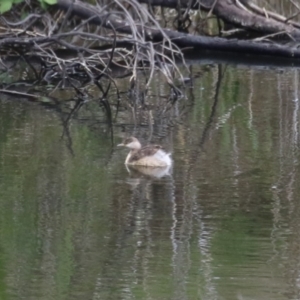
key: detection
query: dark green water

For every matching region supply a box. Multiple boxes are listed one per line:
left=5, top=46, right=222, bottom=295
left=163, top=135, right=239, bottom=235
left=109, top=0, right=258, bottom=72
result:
left=0, top=64, right=299, bottom=299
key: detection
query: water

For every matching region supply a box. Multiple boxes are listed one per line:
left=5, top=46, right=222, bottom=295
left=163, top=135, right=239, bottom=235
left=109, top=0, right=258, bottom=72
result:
left=0, top=64, right=300, bottom=299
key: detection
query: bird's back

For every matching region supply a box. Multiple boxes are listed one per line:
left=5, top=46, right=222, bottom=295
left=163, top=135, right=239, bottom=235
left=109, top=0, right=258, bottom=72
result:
left=127, top=145, right=171, bottom=167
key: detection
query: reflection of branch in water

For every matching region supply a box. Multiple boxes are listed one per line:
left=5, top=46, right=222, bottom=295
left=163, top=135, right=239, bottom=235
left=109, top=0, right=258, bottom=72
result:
left=199, top=64, right=226, bottom=149
left=60, top=96, right=86, bottom=156
left=1, top=81, right=118, bottom=161
left=95, top=81, right=113, bottom=125
left=61, top=119, right=74, bottom=157
left=193, top=202, right=218, bottom=299
left=94, top=80, right=116, bottom=155
left=186, top=65, right=226, bottom=174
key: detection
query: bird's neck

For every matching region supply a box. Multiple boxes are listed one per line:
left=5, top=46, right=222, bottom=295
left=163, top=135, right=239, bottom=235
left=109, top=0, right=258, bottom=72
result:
left=129, top=141, right=141, bottom=150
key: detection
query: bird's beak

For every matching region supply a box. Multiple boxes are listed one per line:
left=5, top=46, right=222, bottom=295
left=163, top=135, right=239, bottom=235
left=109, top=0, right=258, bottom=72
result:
left=117, top=143, right=124, bottom=147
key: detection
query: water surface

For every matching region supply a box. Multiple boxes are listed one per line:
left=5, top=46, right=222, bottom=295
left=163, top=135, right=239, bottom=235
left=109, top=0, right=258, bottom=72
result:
left=0, top=64, right=299, bottom=299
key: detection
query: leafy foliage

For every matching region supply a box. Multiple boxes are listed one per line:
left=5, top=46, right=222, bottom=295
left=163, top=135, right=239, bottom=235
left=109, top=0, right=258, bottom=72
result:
left=0, top=0, right=18, bottom=13
left=0, top=0, right=57, bottom=13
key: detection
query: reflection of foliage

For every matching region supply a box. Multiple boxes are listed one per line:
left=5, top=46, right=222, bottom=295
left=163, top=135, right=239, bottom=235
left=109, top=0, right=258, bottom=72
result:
left=0, top=99, right=113, bottom=299
left=0, top=63, right=299, bottom=299
left=212, top=214, right=270, bottom=266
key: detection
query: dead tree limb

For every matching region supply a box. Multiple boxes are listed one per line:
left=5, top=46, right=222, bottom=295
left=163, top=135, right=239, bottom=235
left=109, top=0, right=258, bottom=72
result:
left=54, top=0, right=300, bottom=59
left=137, top=0, right=300, bottom=38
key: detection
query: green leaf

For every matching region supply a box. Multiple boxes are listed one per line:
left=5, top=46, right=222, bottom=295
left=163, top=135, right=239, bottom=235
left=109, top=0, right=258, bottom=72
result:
left=37, top=0, right=46, bottom=9
left=43, top=0, right=57, bottom=4
left=0, top=1, right=12, bottom=13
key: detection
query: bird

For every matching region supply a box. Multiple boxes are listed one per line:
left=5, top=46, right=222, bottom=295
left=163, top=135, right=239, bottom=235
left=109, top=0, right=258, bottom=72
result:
left=118, top=137, right=172, bottom=167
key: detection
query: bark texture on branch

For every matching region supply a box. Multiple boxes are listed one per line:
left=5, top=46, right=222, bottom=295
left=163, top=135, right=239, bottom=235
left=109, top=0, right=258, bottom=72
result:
left=138, top=0, right=300, bottom=39
left=55, top=0, right=300, bottom=60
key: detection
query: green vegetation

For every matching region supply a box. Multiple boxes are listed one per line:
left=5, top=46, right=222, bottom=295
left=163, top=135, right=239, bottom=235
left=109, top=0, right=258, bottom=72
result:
left=0, top=0, right=56, bottom=13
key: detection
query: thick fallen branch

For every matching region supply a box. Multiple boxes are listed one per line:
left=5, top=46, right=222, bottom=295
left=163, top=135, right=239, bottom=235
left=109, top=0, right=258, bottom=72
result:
left=54, top=0, right=300, bottom=59
left=137, top=0, right=300, bottom=39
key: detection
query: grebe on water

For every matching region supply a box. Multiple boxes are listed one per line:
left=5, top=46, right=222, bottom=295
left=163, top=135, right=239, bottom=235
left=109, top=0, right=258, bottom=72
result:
left=118, top=137, right=172, bottom=167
